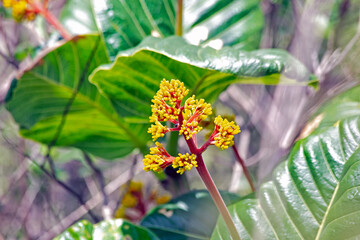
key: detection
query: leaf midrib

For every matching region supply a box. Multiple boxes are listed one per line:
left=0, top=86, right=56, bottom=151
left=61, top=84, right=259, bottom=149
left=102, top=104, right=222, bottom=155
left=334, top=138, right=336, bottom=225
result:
left=27, top=71, right=147, bottom=148
left=314, top=134, right=360, bottom=239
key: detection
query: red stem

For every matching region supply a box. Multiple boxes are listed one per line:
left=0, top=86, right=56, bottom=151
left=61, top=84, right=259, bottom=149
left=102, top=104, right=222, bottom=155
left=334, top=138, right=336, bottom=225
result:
left=184, top=137, right=240, bottom=240
left=232, top=145, right=255, bottom=192
left=31, top=2, right=72, bottom=40
left=198, top=138, right=212, bottom=153
left=195, top=153, right=241, bottom=240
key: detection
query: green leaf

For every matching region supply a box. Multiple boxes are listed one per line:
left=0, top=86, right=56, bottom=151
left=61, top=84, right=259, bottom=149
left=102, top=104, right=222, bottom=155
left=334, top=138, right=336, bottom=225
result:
left=54, top=220, right=93, bottom=240
left=60, top=0, right=99, bottom=35
left=315, top=85, right=360, bottom=129
left=141, top=190, right=241, bottom=240
left=90, top=36, right=313, bottom=120
left=55, top=219, right=159, bottom=240
left=92, top=0, right=175, bottom=58
left=183, top=0, right=264, bottom=50
left=6, top=34, right=149, bottom=159
left=93, top=0, right=264, bottom=58
left=211, top=116, right=360, bottom=239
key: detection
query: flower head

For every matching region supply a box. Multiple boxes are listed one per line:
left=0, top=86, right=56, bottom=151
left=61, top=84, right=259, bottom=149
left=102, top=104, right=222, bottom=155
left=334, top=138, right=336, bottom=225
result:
left=213, top=116, right=241, bottom=149
left=144, top=79, right=240, bottom=176
left=143, top=142, right=174, bottom=172
left=148, top=121, right=168, bottom=141
left=150, top=79, right=188, bottom=122
left=179, top=96, right=212, bottom=140
left=172, top=153, right=197, bottom=175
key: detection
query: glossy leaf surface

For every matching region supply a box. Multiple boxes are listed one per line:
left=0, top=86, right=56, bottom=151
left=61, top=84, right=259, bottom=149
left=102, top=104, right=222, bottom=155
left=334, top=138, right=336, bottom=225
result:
left=141, top=190, right=241, bottom=240
left=93, top=0, right=264, bottom=58
left=6, top=35, right=149, bottom=159
left=316, top=85, right=360, bottom=129
left=183, top=0, right=264, bottom=50
left=60, top=0, right=99, bottom=35
left=55, top=219, right=159, bottom=240
left=211, top=116, right=360, bottom=239
left=90, top=36, right=312, bottom=121
left=92, top=0, right=175, bottom=58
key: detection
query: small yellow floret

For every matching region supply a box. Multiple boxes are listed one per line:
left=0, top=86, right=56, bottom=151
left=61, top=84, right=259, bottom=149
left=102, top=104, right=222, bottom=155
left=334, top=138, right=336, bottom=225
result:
left=213, top=116, right=241, bottom=149
left=148, top=121, right=168, bottom=141
left=143, top=154, right=165, bottom=173
left=122, top=193, right=138, bottom=208
left=172, top=153, right=197, bottom=175
left=143, top=142, right=173, bottom=173
left=156, top=194, right=171, bottom=204
left=114, top=206, right=126, bottom=218
left=179, top=95, right=212, bottom=140
left=25, top=11, right=35, bottom=21
left=156, top=79, right=189, bottom=107
left=129, top=181, right=143, bottom=192
left=150, top=79, right=189, bottom=122
left=2, top=0, right=14, bottom=8
left=179, top=120, right=202, bottom=140
left=11, top=0, right=27, bottom=21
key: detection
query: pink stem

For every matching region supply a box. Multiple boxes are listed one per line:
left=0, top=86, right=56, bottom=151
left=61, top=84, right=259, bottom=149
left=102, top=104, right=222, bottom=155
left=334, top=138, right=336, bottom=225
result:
left=184, top=137, right=240, bottom=240
left=31, top=2, right=72, bottom=40
left=232, top=145, right=255, bottom=192
left=195, top=153, right=241, bottom=240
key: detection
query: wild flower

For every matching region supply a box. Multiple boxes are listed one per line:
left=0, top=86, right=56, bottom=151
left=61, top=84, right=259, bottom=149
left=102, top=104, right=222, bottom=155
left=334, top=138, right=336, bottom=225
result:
left=143, top=79, right=240, bottom=174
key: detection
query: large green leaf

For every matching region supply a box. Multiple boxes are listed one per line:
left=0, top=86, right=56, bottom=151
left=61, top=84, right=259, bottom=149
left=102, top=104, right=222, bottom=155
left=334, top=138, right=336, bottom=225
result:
left=6, top=34, right=149, bottom=159
left=90, top=36, right=313, bottom=121
left=315, top=85, right=360, bottom=129
left=55, top=219, right=159, bottom=240
left=92, top=0, right=175, bottom=58
left=141, top=190, right=241, bottom=240
left=60, top=0, right=99, bottom=35
left=93, top=0, right=264, bottom=58
left=183, top=0, right=264, bottom=50
left=211, top=116, right=360, bottom=239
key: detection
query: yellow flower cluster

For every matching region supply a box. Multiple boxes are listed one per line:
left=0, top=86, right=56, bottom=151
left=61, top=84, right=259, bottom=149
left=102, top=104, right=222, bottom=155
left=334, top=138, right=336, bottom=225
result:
left=172, top=153, right=197, bottom=175
left=144, top=79, right=240, bottom=175
left=143, top=142, right=197, bottom=175
left=179, top=96, right=212, bottom=140
left=143, top=142, right=173, bottom=172
left=114, top=180, right=171, bottom=220
left=213, top=116, right=241, bottom=149
left=148, top=79, right=189, bottom=140
left=2, top=0, right=36, bottom=21
left=122, top=192, right=138, bottom=208
left=147, top=121, right=168, bottom=141
left=150, top=79, right=188, bottom=122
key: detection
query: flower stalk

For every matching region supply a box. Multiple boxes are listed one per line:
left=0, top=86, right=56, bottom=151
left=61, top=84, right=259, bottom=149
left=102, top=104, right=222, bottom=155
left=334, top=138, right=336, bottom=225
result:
left=196, top=154, right=241, bottom=240
left=143, top=79, right=242, bottom=239
left=32, top=2, right=72, bottom=40
left=2, top=0, right=72, bottom=40
left=232, top=145, right=255, bottom=192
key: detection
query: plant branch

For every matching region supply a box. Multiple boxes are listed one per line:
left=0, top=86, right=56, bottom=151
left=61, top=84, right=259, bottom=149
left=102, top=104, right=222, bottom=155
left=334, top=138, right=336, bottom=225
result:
left=232, top=145, right=255, bottom=192
left=31, top=2, right=72, bottom=40
left=0, top=133, right=99, bottom=223
left=39, top=155, right=99, bottom=222
left=184, top=137, right=240, bottom=240
left=175, top=0, right=183, bottom=36
left=115, top=155, right=138, bottom=212
left=314, top=9, right=360, bottom=81
left=0, top=18, right=19, bottom=69
left=38, top=158, right=143, bottom=240
left=195, top=154, right=241, bottom=240
left=83, top=152, right=109, bottom=209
